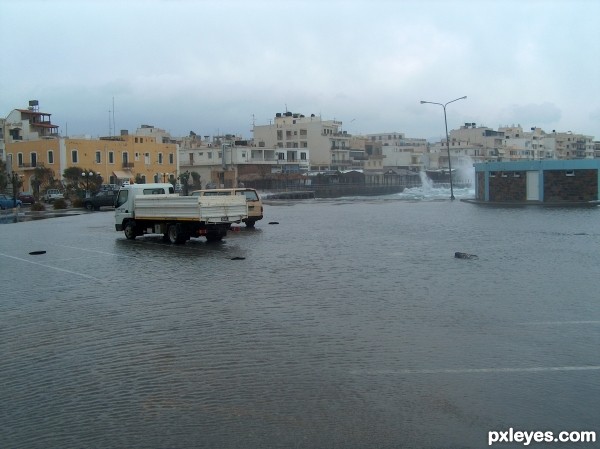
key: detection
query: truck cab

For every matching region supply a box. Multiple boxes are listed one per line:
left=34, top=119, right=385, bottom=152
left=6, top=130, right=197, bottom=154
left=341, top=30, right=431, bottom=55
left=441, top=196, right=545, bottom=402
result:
left=114, top=183, right=174, bottom=229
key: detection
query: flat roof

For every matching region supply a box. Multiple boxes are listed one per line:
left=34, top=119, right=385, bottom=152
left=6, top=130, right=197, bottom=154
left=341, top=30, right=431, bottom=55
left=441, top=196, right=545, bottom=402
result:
left=474, top=160, right=600, bottom=172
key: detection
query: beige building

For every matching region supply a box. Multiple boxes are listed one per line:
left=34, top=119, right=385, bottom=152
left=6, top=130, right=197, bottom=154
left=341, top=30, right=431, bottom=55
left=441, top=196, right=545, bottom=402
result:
left=179, top=133, right=310, bottom=188
left=3, top=104, right=178, bottom=191
left=252, top=112, right=352, bottom=170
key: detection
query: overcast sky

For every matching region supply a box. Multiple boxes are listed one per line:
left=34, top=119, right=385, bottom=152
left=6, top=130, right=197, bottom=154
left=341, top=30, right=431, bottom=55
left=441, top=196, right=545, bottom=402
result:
left=1, top=0, right=599, bottom=141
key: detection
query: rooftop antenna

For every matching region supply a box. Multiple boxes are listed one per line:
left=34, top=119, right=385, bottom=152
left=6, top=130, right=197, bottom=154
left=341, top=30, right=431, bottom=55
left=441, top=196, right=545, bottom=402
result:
left=112, top=97, right=116, bottom=137
left=108, top=98, right=116, bottom=136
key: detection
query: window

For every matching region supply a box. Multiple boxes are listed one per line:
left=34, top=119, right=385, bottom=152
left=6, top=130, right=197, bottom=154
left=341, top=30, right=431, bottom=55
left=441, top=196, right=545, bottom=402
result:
left=145, top=153, right=150, bottom=164
left=17, top=153, right=24, bottom=167
left=115, top=190, right=128, bottom=208
left=96, top=151, right=102, bottom=164
left=241, top=190, right=259, bottom=201
left=122, top=152, right=129, bottom=164
left=109, top=151, right=114, bottom=164
left=48, top=150, right=54, bottom=164
left=72, top=149, right=78, bottom=163
left=301, top=152, right=307, bottom=160
left=158, top=153, right=163, bottom=164
left=169, top=153, right=174, bottom=164
left=143, top=188, right=167, bottom=195
left=208, top=152, right=212, bottom=159
left=135, top=152, right=140, bottom=161
left=31, top=152, right=37, bottom=167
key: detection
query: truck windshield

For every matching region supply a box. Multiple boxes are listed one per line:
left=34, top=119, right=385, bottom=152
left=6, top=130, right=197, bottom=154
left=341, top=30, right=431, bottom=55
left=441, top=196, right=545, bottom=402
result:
left=241, top=190, right=259, bottom=201
left=115, top=190, right=128, bottom=208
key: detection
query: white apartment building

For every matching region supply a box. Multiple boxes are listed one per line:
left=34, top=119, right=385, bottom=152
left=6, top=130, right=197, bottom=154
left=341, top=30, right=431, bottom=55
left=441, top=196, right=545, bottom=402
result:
left=501, top=126, right=590, bottom=160
left=179, top=133, right=309, bottom=188
left=252, top=112, right=351, bottom=170
left=4, top=101, right=59, bottom=143
left=365, top=132, right=427, bottom=169
left=551, top=131, right=595, bottom=159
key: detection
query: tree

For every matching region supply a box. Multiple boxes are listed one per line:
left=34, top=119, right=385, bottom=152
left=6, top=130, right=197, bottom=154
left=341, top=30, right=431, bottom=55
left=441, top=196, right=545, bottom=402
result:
left=10, top=172, right=24, bottom=206
left=31, top=164, right=56, bottom=197
left=178, top=170, right=191, bottom=195
left=190, top=171, right=202, bottom=189
left=0, top=159, right=8, bottom=192
left=63, top=167, right=103, bottom=192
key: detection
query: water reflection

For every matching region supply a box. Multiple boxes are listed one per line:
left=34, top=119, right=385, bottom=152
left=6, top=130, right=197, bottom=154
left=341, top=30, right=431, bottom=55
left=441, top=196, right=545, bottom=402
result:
left=1, top=200, right=599, bottom=449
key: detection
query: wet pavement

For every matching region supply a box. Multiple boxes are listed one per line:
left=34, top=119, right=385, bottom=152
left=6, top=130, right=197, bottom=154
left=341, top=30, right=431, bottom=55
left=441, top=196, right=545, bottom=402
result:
left=1, top=202, right=599, bottom=449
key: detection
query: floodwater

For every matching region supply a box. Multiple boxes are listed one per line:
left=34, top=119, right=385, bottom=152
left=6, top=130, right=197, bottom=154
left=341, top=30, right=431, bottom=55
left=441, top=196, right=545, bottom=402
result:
left=1, top=187, right=599, bottom=448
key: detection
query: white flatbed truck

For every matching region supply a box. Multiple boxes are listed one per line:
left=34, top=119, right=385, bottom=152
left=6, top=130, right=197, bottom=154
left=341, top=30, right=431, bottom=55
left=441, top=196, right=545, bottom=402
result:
left=114, top=183, right=247, bottom=244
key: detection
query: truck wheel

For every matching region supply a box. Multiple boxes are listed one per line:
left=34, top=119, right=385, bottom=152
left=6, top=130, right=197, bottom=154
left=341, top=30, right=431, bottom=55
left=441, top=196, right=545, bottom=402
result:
left=124, top=221, right=137, bottom=240
left=206, top=232, right=224, bottom=243
left=245, top=220, right=256, bottom=228
left=168, top=224, right=186, bottom=244
left=85, top=202, right=94, bottom=211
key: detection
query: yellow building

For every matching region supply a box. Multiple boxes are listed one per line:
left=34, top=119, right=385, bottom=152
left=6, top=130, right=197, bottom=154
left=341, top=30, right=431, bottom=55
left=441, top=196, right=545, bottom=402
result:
left=3, top=105, right=178, bottom=191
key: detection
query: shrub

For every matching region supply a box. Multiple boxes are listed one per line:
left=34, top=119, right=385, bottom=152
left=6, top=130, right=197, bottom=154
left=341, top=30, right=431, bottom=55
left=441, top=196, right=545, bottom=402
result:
left=31, top=202, right=46, bottom=211
left=53, top=198, right=67, bottom=210
left=71, top=197, right=84, bottom=208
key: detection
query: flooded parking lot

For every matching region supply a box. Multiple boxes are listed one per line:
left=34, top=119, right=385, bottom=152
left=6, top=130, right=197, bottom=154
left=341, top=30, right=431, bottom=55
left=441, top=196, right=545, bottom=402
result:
left=1, top=199, right=599, bottom=448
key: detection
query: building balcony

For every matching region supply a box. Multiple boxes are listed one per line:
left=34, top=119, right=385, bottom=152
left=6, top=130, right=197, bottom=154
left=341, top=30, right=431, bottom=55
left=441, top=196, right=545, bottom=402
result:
left=122, top=162, right=135, bottom=169
left=18, top=163, right=37, bottom=170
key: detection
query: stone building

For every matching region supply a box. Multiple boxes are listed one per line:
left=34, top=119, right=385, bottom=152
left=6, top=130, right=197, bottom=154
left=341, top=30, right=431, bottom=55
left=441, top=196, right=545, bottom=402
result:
left=473, top=160, right=600, bottom=204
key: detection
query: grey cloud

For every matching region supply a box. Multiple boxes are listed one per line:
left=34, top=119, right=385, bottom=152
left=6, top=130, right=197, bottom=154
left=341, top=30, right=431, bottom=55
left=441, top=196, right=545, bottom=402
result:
left=506, top=102, right=562, bottom=127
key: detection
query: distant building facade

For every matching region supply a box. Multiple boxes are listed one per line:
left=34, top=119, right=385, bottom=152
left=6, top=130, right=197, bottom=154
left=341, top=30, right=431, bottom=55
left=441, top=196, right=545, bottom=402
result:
left=3, top=103, right=178, bottom=192
left=178, top=133, right=310, bottom=189
left=252, top=112, right=353, bottom=170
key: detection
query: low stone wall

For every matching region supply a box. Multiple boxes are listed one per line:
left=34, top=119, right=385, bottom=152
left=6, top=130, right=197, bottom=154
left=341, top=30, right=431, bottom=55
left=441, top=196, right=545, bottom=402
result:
left=476, top=172, right=485, bottom=200
left=488, top=171, right=527, bottom=202
left=544, top=169, right=598, bottom=202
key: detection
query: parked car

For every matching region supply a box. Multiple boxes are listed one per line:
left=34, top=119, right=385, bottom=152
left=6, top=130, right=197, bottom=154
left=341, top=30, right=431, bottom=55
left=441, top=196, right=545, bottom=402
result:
left=83, top=190, right=118, bottom=211
left=18, top=191, right=35, bottom=204
left=0, top=194, right=22, bottom=209
left=43, top=189, right=64, bottom=203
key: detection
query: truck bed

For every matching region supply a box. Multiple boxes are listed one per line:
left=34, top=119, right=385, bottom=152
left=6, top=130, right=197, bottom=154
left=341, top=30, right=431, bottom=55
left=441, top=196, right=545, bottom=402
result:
left=133, top=194, right=247, bottom=223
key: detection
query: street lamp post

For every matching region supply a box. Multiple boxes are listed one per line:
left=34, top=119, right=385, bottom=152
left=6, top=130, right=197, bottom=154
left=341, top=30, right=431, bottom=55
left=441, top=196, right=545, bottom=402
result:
left=420, top=96, right=467, bottom=200
left=82, top=171, right=94, bottom=198
left=11, top=172, right=23, bottom=208
left=11, top=172, right=23, bottom=223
